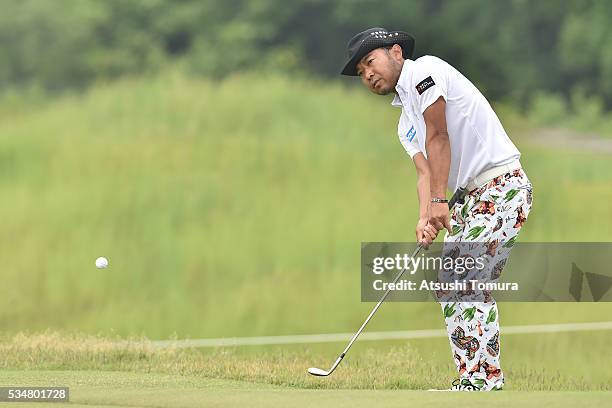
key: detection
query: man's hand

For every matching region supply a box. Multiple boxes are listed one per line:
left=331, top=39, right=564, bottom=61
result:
left=416, top=217, right=438, bottom=248
left=429, top=202, right=452, bottom=234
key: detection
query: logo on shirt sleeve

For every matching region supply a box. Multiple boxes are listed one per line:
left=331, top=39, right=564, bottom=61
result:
left=415, top=76, right=435, bottom=95
left=406, top=126, right=416, bottom=142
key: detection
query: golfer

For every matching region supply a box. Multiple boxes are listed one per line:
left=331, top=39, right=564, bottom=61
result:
left=341, top=27, right=533, bottom=391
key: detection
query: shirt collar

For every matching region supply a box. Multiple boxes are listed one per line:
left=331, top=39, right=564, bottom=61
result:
left=391, top=94, right=402, bottom=107
left=391, top=59, right=414, bottom=108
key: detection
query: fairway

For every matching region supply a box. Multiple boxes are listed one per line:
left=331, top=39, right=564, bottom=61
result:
left=0, top=370, right=610, bottom=408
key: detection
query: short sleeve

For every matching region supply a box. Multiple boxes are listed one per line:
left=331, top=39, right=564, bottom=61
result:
left=400, top=135, right=420, bottom=159
left=412, top=58, right=448, bottom=115
left=397, top=113, right=421, bottom=159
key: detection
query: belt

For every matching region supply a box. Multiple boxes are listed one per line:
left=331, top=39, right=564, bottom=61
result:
left=449, top=159, right=522, bottom=209
left=464, top=159, right=522, bottom=192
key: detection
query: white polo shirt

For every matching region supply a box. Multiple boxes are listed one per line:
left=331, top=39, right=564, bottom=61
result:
left=393, top=56, right=520, bottom=192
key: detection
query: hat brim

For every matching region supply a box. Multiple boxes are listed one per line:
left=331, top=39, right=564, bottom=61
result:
left=340, top=32, right=415, bottom=76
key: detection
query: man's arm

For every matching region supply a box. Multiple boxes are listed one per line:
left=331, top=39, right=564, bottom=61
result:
left=413, top=152, right=438, bottom=247
left=423, top=96, right=452, bottom=233
left=413, top=152, right=431, bottom=219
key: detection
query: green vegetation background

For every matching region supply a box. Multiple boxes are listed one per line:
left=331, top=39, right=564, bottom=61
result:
left=1, top=3, right=611, bottom=395
left=1, top=72, right=610, bottom=340
left=2, top=0, right=612, bottom=134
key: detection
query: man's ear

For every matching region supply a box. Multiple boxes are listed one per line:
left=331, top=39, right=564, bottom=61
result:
left=390, top=44, right=404, bottom=61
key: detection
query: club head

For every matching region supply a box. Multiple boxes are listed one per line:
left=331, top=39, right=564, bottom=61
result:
left=307, top=367, right=330, bottom=377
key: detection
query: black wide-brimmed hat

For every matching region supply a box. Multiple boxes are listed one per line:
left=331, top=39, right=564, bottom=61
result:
left=340, top=27, right=415, bottom=76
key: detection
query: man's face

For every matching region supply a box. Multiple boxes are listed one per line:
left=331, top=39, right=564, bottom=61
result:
left=356, top=45, right=404, bottom=95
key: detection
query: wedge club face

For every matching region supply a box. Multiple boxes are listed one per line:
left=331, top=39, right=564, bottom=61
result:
left=307, top=244, right=429, bottom=378
left=307, top=354, right=344, bottom=377
left=307, top=367, right=330, bottom=376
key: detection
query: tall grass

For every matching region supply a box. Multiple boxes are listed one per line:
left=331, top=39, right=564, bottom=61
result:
left=1, top=331, right=609, bottom=390
left=0, top=72, right=610, bottom=339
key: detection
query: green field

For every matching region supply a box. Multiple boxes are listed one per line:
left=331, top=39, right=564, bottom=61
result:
left=1, top=72, right=611, bottom=338
left=1, top=371, right=610, bottom=408
left=0, top=330, right=610, bottom=406
left=1, top=330, right=610, bottom=390
left=0, top=73, right=611, bottom=405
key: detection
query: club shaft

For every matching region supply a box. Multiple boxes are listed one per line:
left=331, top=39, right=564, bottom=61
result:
left=314, top=200, right=458, bottom=376
left=340, top=244, right=423, bottom=356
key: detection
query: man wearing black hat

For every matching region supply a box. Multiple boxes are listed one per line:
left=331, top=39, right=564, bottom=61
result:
left=341, top=28, right=533, bottom=391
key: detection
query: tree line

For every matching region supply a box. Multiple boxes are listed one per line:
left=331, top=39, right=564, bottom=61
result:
left=1, top=0, right=611, bottom=108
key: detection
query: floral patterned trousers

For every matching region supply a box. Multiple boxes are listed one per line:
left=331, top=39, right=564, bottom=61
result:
left=438, top=168, right=533, bottom=390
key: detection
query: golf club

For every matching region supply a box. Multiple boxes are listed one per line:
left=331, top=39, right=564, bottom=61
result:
left=308, top=195, right=461, bottom=377
left=307, top=243, right=424, bottom=377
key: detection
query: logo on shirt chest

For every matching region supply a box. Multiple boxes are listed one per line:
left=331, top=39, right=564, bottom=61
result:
left=415, top=76, right=435, bottom=95
left=406, top=126, right=416, bottom=142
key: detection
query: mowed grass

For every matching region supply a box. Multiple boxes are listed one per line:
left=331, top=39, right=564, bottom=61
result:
left=0, top=71, right=610, bottom=340
left=1, top=371, right=609, bottom=408
left=0, top=371, right=609, bottom=408
left=0, top=331, right=609, bottom=391
left=0, top=332, right=610, bottom=407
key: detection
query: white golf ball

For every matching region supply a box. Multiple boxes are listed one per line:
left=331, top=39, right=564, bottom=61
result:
left=95, top=257, right=108, bottom=269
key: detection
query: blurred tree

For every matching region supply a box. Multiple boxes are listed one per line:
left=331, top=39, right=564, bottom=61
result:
left=0, top=0, right=108, bottom=90
left=558, top=0, right=612, bottom=107
left=0, top=0, right=610, bottom=109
